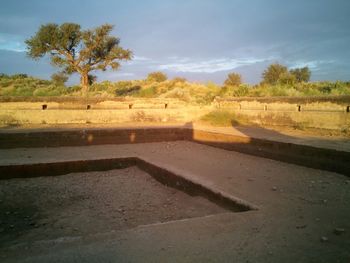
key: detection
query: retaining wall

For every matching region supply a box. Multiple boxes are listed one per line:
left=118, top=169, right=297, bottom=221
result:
left=215, top=97, right=350, bottom=130
left=0, top=99, right=210, bottom=124
left=0, top=127, right=349, bottom=176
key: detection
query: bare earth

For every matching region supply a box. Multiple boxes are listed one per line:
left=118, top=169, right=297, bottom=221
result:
left=0, top=167, right=226, bottom=250
left=0, top=140, right=349, bottom=262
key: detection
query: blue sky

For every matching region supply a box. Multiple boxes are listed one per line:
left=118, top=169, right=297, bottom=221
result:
left=0, top=0, right=349, bottom=84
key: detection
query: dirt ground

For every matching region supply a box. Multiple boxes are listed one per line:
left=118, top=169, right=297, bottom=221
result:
left=0, top=166, right=227, bottom=249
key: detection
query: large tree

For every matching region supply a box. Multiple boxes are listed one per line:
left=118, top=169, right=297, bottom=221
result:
left=26, top=23, right=132, bottom=94
left=262, top=63, right=288, bottom=85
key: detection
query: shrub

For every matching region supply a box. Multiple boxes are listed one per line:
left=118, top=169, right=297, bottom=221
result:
left=33, top=86, right=67, bottom=96
left=232, top=84, right=249, bottom=97
left=147, top=72, right=167, bottom=82
left=137, top=86, right=157, bottom=98
left=172, top=77, right=187, bottom=83
left=115, top=85, right=141, bottom=96
left=206, top=81, right=219, bottom=90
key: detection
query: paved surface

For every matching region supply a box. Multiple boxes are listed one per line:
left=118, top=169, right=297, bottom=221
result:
left=0, top=141, right=349, bottom=262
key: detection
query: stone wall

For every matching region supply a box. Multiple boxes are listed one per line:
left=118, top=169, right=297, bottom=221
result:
left=1, top=96, right=350, bottom=131
left=215, top=97, right=350, bottom=131
left=0, top=99, right=211, bottom=125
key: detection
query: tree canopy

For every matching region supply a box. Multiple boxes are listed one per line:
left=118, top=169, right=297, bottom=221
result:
left=25, top=23, right=132, bottom=94
left=262, top=63, right=288, bottom=85
left=290, top=67, right=311, bottom=82
left=224, top=72, right=242, bottom=86
left=262, top=63, right=311, bottom=85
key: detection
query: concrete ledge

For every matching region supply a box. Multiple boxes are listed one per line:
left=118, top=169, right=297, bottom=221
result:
left=0, top=157, right=256, bottom=212
left=0, top=127, right=349, bottom=176
left=0, top=127, right=192, bottom=148
left=191, top=129, right=350, bottom=176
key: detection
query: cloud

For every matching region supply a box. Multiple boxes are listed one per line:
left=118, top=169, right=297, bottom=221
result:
left=157, top=57, right=269, bottom=73
left=133, top=55, right=151, bottom=61
left=115, top=72, right=135, bottom=77
left=0, top=33, right=26, bottom=52
left=288, top=60, right=335, bottom=71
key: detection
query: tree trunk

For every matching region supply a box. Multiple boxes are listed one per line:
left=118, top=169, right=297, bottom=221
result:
left=80, top=72, right=89, bottom=96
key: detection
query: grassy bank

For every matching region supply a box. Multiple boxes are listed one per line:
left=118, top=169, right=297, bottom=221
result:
left=1, top=74, right=350, bottom=104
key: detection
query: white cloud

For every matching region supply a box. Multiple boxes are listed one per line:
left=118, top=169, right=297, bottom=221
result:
left=0, top=33, right=26, bottom=52
left=288, top=60, right=335, bottom=71
left=157, top=57, right=268, bottom=73
left=133, top=55, right=151, bottom=61
left=115, top=72, right=135, bottom=77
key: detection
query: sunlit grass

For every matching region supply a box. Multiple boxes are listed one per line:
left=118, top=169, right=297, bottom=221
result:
left=200, top=110, right=251, bottom=127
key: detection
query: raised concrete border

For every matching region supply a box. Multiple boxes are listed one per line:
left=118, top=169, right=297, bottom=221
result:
left=0, top=126, right=349, bottom=176
left=0, top=157, right=257, bottom=212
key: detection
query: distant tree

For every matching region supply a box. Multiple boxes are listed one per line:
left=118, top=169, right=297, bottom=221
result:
left=290, top=67, right=311, bottom=82
left=147, top=72, right=167, bottom=82
left=262, top=63, right=288, bottom=85
left=0, top=73, right=9, bottom=78
left=278, top=72, right=296, bottom=85
left=25, top=23, right=132, bottom=95
left=12, top=74, right=28, bottom=79
left=224, top=72, right=242, bottom=86
left=51, top=72, right=68, bottom=86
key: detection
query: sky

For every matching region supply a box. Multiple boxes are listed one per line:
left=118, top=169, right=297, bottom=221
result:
left=0, top=0, right=349, bottom=85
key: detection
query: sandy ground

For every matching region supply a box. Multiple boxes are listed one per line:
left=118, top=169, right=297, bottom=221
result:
left=0, top=141, right=349, bottom=262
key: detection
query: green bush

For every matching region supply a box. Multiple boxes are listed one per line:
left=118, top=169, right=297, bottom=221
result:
left=116, top=85, right=141, bottom=96
left=232, top=84, right=249, bottom=97
left=147, top=72, right=167, bottom=83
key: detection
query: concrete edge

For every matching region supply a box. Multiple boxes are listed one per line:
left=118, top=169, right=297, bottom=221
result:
left=0, top=157, right=258, bottom=212
left=0, top=126, right=348, bottom=176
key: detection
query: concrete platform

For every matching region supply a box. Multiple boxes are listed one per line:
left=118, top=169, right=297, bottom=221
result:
left=0, top=141, right=349, bottom=262
left=1, top=124, right=349, bottom=175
